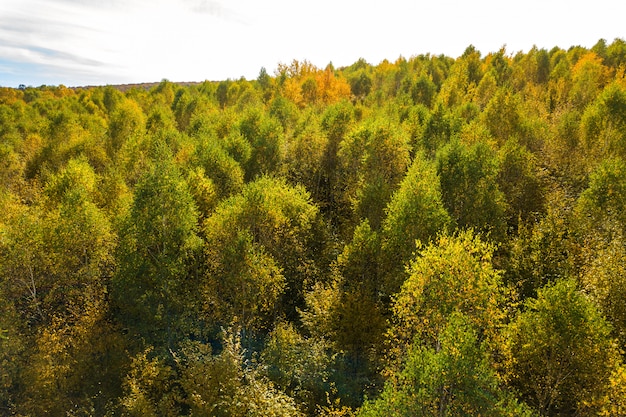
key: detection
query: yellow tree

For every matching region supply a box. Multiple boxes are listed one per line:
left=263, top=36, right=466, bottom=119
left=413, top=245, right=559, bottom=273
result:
left=391, top=231, right=506, bottom=353
left=569, top=52, right=610, bottom=108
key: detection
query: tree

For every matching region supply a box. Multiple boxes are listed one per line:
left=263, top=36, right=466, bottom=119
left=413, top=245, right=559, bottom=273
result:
left=107, top=99, right=145, bottom=159
left=112, top=144, right=202, bottom=350
left=319, top=101, right=354, bottom=221
left=606, top=37, right=626, bottom=68
left=437, top=55, right=475, bottom=109
left=329, top=221, right=386, bottom=357
left=176, top=330, right=302, bottom=417
left=339, top=119, right=411, bottom=230
left=480, top=88, right=525, bottom=145
left=171, top=88, right=197, bottom=132
left=503, top=279, right=622, bottom=416
left=420, top=102, right=461, bottom=156
left=301, top=220, right=387, bottom=404
left=359, top=313, right=532, bottom=417
left=216, top=79, right=232, bottom=108
left=0, top=157, right=123, bottom=415
left=0, top=292, right=22, bottom=413
left=380, top=153, right=450, bottom=294
left=391, top=231, right=506, bottom=351
left=203, top=177, right=326, bottom=329
left=581, top=236, right=626, bottom=349
left=485, top=47, right=512, bottom=87
left=569, top=52, right=609, bottom=108
left=185, top=166, right=218, bottom=220
left=261, top=322, right=331, bottom=414
left=575, top=157, right=626, bottom=234
left=505, top=192, right=579, bottom=300
left=436, top=139, right=507, bottom=240
left=278, top=61, right=351, bottom=107
left=580, top=82, right=626, bottom=160
left=258, top=67, right=275, bottom=102
left=239, top=107, right=285, bottom=180
left=26, top=109, right=97, bottom=179
left=349, top=70, right=372, bottom=100
left=203, top=228, right=285, bottom=332
left=497, top=138, right=545, bottom=230
left=269, top=96, right=299, bottom=131
left=121, top=331, right=301, bottom=417
left=283, top=111, right=327, bottom=199
left=119, top=346, right=183, bottom=417
left=193, top=133, right=245, bottom=199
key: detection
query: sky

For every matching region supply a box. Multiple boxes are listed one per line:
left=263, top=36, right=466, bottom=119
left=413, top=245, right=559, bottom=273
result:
left=0, top=0, right=624, bottom=88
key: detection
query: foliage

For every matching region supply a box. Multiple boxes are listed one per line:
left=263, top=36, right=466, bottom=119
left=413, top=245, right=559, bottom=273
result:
left=112, top=144, right=202, bottom=348
left=380, top=152, right=450, bottom=293
left=503, top=279, right=622, bottom=416
left=436, top=138, right=507, bottom=240
left=261, top=322, right=331, bottom=414
left=203, top=176, right=324, bottom=329
left=359, top=313, right=534, bottom=417
left=2, top=41, right=626, bottom=415
left=391, top=231, right=506, bottom=353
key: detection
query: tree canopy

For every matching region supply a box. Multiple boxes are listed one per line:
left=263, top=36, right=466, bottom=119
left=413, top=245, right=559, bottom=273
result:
left=2, top=41, right=626, bottom=415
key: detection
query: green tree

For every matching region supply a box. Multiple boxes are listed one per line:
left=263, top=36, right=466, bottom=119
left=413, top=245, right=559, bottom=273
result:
left=119, top=346, right=183, bottom=417
left=186, top=166, right=218, bottom=220
left=176, top=330, right=302, bottom=417
left=437, top=139, right=507, bottom=240
left=575, top=157, right=626, bottom=235
left=26, top=109, right=98, bottom=179
left=329, top=221, right=386, bottom=357
left=1, top=158, right=122, bottom=415
left=269, top=96, right=299, bottom=131
left=405, top=73, right=437, bottom=107
left=301, top=220, right=387, bottom=405
left=107, top=99, right=146, bottom=159
left=581, top=236, right=626, bottom=349
left=258, top=67, right=275, bottom=102
left=339, top=120, right=411, bottom=230
left=480, top=89, right=525, bottom=145
left=380, top=153, right=450, bottom=294
left=319, top=101, right=354, bottom=222
left=503, top=279, right=622, bottom=416
left=121, top=330, right=303, bottom=417
left=359, top=313, right=532, bottom=417
left=505, top=195, right=578, bottom=300
left=0, top=294, right=22, bottom=413
left=112, top=145, right=202, bottom=350
left=497, top=139, right=545, bottom=230
left=606, top=37, right=626, bottom=68
left=239, top=107, right=285, bottom=180
left=569, top=52, right=609, bottom=108
left=203, top=228, right=285, bottom=331
left=261, top=322, right=331, bottom=414
left=203, top=177, right=326, bottom=329
left=421, top=102, right=461, bottom=156
left=216, top=79, right=233, bottom=108
left=284, top=111, right=327, bottom=198
left=580, top=82, right=626, bottom=160
left=194, top=134, right=245, bottom=199
left=485, top=48, right=512, bottom=87
left=349, top=70, right=373, bottom=100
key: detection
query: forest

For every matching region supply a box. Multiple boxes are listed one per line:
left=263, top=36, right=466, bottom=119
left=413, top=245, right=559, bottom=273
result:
left=1, top=38, right=626, bottom=416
